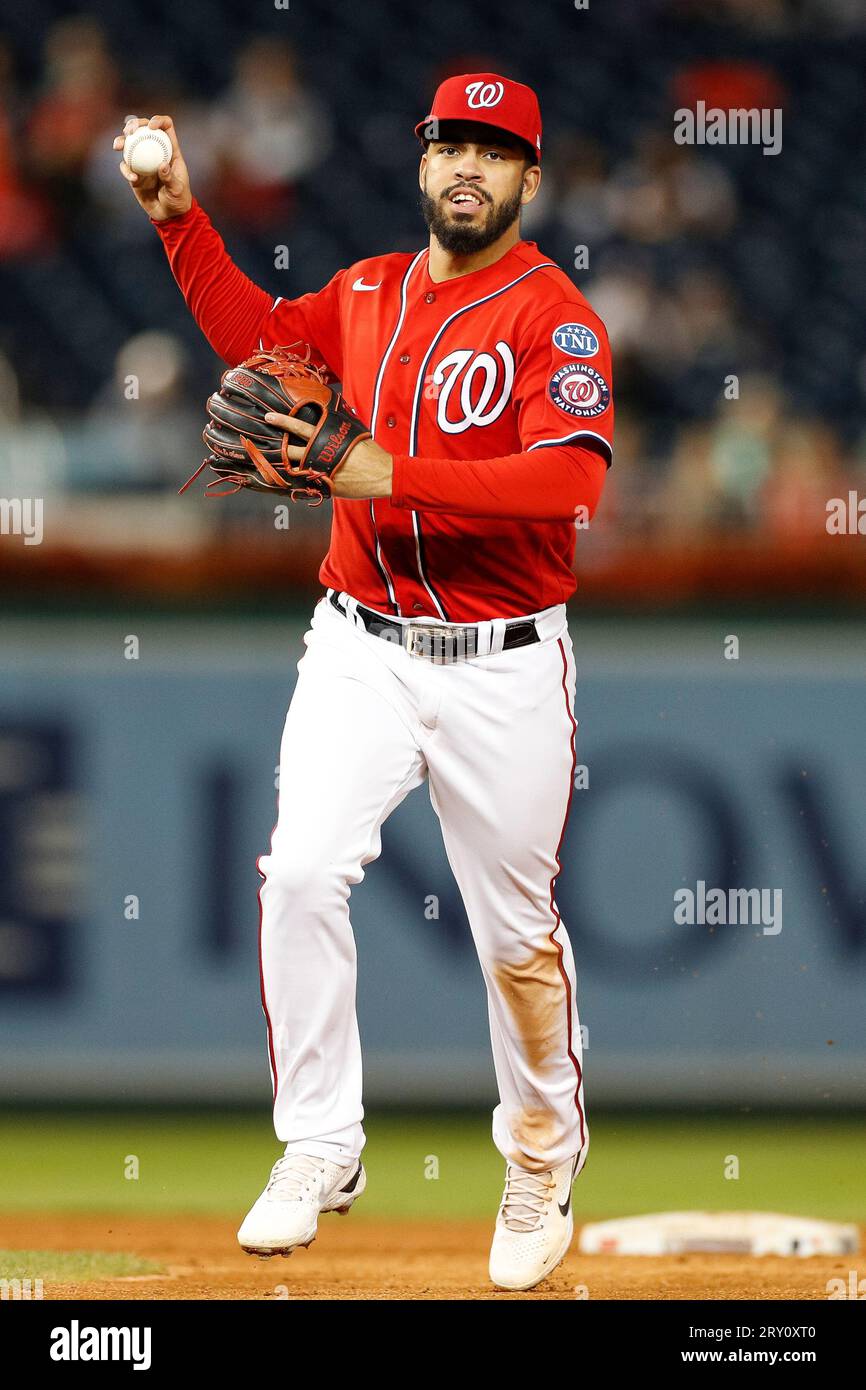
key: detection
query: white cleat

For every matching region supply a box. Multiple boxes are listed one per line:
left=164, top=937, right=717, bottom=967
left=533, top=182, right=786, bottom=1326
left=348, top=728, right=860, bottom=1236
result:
left=489, top=1156, right=578, bottom=1291
left=237, top=1152, right=366, bottom=1257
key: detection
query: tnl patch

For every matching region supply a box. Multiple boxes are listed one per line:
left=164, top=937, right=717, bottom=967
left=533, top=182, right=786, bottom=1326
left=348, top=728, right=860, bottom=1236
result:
left=552, top=322, right=599, bottom=357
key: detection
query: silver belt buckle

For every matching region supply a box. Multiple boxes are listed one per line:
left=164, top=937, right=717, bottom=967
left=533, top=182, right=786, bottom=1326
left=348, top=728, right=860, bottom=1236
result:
left=404, top=623, right=445, bottom=661
left=403, top=622, right=477, bottom=662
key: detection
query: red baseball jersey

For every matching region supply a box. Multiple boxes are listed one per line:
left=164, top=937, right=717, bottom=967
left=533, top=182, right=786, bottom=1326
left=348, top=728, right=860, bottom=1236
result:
left=261, top=244, right=614, bottom=619
left=156, top=203, right=614, bottom=621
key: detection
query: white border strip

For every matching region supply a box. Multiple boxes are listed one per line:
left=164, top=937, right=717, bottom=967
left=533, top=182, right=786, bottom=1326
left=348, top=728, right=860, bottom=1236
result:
left=528, top=428, right=612, bottom=456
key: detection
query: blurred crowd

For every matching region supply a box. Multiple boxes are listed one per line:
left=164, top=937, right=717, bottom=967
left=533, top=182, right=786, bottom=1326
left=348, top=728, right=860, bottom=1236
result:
left=0, top=3, right=865, bottom=551
left=0, top=19, right=332, bottom=253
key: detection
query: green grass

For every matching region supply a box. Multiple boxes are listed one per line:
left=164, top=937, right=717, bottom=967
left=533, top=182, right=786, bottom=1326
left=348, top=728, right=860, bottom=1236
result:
left=0, top=1110, right=862, bottom=1222
left=0, top=1251, right=163, bottom=1280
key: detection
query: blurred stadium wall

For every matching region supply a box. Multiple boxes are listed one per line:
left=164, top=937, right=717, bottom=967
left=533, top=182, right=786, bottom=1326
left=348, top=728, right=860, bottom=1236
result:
left=1, top=611, right=863, bottom=1106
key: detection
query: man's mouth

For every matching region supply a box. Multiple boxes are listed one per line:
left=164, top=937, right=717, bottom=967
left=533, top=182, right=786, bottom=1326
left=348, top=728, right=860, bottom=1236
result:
left=447, top=188, right=485, bottom=208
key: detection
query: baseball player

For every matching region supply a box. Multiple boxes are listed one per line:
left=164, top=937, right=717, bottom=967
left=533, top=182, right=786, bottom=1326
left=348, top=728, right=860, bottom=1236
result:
left=115, top=71, right=613, bottom=1292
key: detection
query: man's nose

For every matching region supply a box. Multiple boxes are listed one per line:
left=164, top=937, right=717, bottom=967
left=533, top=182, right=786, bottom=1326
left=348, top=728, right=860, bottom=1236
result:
left=454, top=159, right=483, bottom=182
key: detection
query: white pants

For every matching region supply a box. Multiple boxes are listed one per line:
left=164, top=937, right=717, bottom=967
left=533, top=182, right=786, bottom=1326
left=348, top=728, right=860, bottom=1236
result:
left=257, top=593, right=589, bottom=1175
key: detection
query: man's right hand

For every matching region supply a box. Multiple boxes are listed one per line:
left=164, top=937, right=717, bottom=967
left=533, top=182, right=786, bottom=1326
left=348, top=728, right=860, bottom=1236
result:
left=114, top=115, right=193, bottom=221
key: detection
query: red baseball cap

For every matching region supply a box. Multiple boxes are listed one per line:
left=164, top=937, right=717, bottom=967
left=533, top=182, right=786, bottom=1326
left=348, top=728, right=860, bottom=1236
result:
left=415, top=72, right=543, bottom=163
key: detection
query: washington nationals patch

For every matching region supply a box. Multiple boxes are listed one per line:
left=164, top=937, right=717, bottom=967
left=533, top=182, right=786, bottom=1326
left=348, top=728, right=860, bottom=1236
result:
left=548, top=363, right=611, bottom=418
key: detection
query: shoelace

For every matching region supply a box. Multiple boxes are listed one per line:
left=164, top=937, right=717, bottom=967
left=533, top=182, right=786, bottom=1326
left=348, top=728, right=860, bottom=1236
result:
left=500, top=1166, right=557, bottom=1232
left=266, top=1154, right=327, bottom=1201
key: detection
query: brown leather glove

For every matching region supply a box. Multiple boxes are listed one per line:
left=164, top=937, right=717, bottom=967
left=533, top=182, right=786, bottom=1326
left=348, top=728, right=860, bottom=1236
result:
left=183, top=347, right=371, bottom=504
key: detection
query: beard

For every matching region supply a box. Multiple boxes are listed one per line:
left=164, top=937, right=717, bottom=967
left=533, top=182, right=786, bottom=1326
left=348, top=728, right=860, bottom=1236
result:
left=419, top=181, right=524, bottom=255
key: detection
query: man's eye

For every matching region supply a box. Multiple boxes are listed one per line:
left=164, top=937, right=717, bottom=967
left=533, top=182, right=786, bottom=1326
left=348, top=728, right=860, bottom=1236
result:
left=484, top=151, right=503, bottom=159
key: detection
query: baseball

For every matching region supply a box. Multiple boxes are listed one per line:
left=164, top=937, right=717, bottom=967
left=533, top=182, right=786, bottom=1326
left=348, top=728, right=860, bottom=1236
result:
left=123, top=126, right=173, bottom=176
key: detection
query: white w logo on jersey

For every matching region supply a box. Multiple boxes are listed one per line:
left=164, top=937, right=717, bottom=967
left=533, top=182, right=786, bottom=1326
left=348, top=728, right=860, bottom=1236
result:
left=431, top=342, right=515, bottom=434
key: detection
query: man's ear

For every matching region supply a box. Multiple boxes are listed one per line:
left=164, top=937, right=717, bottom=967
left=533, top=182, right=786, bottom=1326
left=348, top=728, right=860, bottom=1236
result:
left=419, top=151, right=428, bottom=192
left=520, top=165, right=541, bottom=206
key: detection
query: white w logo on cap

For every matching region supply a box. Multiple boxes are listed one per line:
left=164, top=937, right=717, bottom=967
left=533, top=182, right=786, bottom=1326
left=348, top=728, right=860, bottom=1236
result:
left=464, top=80, right=504, bottom=109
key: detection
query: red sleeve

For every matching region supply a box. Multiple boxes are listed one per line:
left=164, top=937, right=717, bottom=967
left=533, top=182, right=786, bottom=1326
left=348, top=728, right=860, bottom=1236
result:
left=390, top=443, right=608, bottom=521
left=515, top=299, right=614, bottom=461
left=152, top=198, right=271, bottom=364
left=152, top=198, right=345, bottom=375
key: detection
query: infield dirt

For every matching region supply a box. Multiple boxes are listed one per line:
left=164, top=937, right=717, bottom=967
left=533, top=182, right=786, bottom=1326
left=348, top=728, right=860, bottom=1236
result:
left=1, top=1214, right=857, bottom=1300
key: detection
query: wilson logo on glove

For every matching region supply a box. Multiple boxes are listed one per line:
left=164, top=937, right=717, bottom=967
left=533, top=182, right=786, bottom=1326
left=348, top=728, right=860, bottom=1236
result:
left=180, top=347, right=372, bottom=505
left=318, top=420, right=353, bottom=466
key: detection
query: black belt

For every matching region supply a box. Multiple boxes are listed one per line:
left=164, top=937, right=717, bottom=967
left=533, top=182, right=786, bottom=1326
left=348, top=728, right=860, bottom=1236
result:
left=328, top=591, right=540, bottom=661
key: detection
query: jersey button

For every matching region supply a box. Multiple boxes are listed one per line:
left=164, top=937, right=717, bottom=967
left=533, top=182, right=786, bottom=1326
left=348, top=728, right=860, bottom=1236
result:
left=386, top=414, right=396, bottom=427
left=399, top=353, right=411, bottom=364
left=425, top=291, right=436, bottom=304
left=413, top=603, right=424, bottom=611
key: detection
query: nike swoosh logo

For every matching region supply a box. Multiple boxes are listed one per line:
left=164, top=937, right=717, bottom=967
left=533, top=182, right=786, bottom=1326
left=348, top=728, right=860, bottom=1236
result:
left=558, top=1156, right=580, bottom=1216
left=352, top=277, right=381, bottom=292
left=339, top=1163, right=363, bottom=1194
